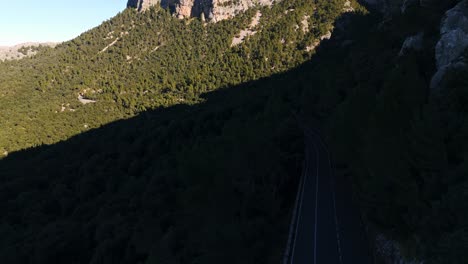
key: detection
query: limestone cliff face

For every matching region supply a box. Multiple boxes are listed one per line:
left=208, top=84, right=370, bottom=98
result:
left=127, top=0, right=276, bottom=21
left=207, top=0, right=276, bottom=22
left=127, top=0, right=162, bottom=12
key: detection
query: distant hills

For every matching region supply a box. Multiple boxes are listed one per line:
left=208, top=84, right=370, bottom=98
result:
left=0, top=43, right=56, bottom=61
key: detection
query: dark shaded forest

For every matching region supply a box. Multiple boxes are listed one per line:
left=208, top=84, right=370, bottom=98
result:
left=0, top=71, right=304, bottom=263
left=0, top=0, right=467, bottom=263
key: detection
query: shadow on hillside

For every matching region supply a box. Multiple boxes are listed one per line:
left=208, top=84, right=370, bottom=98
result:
left=0, top=10, right=378, bottom=264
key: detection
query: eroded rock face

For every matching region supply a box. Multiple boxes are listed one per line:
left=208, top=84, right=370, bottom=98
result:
left=431, top=0, right=468, bottom=90
left=180, top=0, right=276, bottom=21
left=399, top=32, right=424, bottom=56
left=436, top=0, right=468, bottom=68
left=401, top=0, right=419, bottom=13
left=127, top=0, right=276, bottom=21
left=127, top=0, right=162, bottom=11
left=208, top=0, right=275, bottom=22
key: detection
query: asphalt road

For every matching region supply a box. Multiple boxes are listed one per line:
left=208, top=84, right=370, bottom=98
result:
left=284, top=128, right=372, bottom=264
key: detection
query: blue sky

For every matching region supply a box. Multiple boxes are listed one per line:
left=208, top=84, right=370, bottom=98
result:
left=0, top=0, right=126, bottom=46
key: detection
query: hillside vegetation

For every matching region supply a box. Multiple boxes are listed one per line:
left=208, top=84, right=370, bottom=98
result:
left=0, top=0, right=355, bottom=154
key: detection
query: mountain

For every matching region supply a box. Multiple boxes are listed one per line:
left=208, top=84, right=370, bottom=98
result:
left=0, top=1, right=351, bottom=262
left=1, top=0, right=468, bottom=263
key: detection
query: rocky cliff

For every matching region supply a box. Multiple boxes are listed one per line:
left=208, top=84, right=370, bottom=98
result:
left=127, top=0, right=276, bottom=21
left=205, top=0, right=275, bottom=22
left=431, top=0, right=468, bottom=90
left=127, top=0, right=162, bottom=12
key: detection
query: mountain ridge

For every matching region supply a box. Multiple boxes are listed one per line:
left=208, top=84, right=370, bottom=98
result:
left=0, top=42, right=56, bottom=61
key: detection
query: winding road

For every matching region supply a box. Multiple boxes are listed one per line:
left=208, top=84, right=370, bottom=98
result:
left=284, top=127, right=372, bottom=264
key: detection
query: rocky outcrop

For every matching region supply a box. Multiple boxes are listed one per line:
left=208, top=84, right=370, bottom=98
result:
left=174, top=0, right=192, bottom=18
left=399, top=32, right=424, bottom=56
left=400, top=0, right=419, bottom=13
left=207, top=0, right=275, bottom=22
left=127, top=0, right=162, bottom=12
left=0, top=43, right=56, bottom=61
left=127, top=0, right=276, bottom=21
left=435, top=0, right=468, bottom=68
left=431, top=0, right=468, bottom=90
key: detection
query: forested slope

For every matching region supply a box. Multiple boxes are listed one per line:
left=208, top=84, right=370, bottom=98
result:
left=0, top=0, right=356, bottom=154
left=0, top=0, right=355, bottom=262
left=0, top=69, right=305, bottom=263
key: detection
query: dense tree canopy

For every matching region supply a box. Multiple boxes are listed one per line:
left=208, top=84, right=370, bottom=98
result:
left=0, top=0, right=352, bottom=154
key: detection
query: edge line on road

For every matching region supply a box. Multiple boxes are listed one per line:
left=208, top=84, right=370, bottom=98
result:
left=283, top=158, right=304, bottom=264
left=290, top=145, right=310, bottom=264
left=313, top=141, right=319, bottom=264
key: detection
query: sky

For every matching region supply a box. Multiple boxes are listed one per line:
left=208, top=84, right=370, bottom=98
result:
left=0, top=0, right=126, bottom=46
